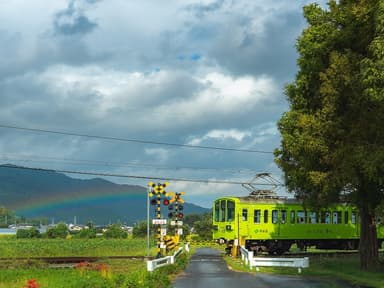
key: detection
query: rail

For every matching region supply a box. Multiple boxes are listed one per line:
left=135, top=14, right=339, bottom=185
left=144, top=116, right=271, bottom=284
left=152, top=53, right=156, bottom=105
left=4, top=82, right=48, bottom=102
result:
left=240, top=246, right=309, bottom=273
left=147, top=243, right=189, bottom=272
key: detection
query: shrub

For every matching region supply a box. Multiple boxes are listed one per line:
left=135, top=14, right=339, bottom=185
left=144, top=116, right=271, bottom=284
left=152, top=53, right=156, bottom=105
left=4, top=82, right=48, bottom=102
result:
left=16, top=227, right=41, bottom=239
left=77, top=228, right=97, bottom=239
left=103, top=224, right=127, bottom=239
left=46, top=223, right=69, bottom=239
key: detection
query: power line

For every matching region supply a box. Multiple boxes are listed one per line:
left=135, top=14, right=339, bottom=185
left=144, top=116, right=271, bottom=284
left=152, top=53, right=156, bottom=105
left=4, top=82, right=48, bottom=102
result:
left=0, top=153, right=280, bottom=176
left=0, top=164, right=283, bottom=186
left=0, top=124, right=274, bottom=154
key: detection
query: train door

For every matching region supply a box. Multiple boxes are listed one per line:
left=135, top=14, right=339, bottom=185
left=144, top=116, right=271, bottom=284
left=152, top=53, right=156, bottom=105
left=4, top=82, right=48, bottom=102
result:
left=351, top=210, right=359, bottom=237
left=239, top=206, right=249, bottom=246
left=272, top=209, right=279, bottom=236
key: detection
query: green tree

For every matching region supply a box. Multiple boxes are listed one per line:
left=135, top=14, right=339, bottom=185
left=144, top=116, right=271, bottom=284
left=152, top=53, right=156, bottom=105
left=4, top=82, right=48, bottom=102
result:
left=16, top=227, right=41, bottom=239
left=132, top=221, right=155, bottom=238
left=46, top=223, right=69, bottom=239
left=103, top=223, right=128, bottom=239
left=193, top=213, right=213, bottom=240
left=275, top=0, right=384, bottom=270
left=77, top=227, right=97, bottom=239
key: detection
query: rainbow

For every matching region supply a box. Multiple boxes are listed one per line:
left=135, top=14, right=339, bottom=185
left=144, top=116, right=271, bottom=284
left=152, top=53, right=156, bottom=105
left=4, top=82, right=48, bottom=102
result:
left=12, top=188, right=146, bottom=216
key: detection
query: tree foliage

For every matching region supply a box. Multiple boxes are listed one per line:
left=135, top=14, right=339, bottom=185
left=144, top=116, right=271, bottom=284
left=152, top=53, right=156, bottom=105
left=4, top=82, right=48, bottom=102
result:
left=275, top=0, right=384, bottom=270
left=103, top=224, right=128, bottom=239
left=46, top=223, right=69, bottom=239
left=16, top=227, right=41, bottom=239
left=192, top=213, right=213, bottom=240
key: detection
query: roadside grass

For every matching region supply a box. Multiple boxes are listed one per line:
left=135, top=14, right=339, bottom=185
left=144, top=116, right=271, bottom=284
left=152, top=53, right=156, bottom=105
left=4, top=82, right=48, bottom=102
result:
left=223, top=248, right=384, bottom=288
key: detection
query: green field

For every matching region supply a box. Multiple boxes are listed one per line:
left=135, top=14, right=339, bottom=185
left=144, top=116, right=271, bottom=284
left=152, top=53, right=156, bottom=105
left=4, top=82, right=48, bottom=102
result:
left=0, top=237, right=148, bottom=257
left=0, top=236, right=188, bottom=288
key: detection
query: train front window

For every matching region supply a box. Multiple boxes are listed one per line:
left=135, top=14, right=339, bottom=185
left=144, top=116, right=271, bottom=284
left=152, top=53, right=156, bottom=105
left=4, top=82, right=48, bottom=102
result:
left=214, top=201, right=220, bottom=222
left=227, top=200, right=235, bottom=222
left=220, top=200, right=226, bottom=222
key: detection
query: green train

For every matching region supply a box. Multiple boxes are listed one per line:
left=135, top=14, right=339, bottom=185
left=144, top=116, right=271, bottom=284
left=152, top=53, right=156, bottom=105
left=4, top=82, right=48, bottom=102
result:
left=212, top=192, right=384, bottom=255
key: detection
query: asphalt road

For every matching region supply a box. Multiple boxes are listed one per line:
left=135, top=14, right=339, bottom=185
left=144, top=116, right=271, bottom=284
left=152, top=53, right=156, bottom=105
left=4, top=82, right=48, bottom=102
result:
left=172, top=248, right=358, bottom=288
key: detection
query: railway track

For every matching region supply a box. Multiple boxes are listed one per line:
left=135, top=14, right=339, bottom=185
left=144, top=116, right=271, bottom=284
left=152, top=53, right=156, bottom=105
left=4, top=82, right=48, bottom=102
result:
left=0, top=255, right=147, bottom=267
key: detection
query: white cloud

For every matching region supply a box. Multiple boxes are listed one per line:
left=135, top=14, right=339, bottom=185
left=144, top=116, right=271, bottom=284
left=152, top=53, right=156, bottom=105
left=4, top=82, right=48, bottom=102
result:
left=188, top=129, right=251, bottom=145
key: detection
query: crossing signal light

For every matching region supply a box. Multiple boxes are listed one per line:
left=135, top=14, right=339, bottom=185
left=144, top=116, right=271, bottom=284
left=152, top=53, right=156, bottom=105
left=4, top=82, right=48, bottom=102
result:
left=168, top=205, right=174, bottom=210
left=178, top=205, right=183, bottom=211
left=178, top=213, right=184, bottom=219
left=163, top=199, right=170, bottom=206
left=168, top=212, right=174, bottom=218
left=150, top=199, right=157, bottom=205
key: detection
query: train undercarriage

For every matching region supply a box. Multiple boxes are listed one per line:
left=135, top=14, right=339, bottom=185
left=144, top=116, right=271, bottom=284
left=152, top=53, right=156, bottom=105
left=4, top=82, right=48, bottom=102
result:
left=223, top=238, right=363, bottom=256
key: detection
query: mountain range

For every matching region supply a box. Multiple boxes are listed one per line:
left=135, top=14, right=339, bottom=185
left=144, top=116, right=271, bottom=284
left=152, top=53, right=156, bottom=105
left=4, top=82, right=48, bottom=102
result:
left=0, top=164, right=209, bottom=225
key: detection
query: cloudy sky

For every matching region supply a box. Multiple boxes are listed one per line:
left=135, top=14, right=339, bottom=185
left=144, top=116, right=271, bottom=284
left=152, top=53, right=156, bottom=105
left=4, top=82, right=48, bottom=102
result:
left=0, top=0, right=327, bottom=208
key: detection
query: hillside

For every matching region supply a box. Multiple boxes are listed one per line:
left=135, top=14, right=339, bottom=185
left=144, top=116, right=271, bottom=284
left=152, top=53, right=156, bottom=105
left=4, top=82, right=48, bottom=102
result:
left=0, top=164, right=209, bottom=225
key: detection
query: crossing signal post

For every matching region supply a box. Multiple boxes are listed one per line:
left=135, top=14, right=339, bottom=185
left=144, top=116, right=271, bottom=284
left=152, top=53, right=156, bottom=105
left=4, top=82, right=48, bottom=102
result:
left=167, top=191, right=185, bottom=246
left=148, top=181, right=170, bottom=258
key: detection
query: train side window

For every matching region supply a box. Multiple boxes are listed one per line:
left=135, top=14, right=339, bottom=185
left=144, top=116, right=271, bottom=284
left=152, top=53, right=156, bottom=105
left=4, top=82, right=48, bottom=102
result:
left=290, top=211, right=295, bottom=224
left=264, top=210, right=268, bottom=223
left=309, top=212, right=317, bottom=223
left=344, top=211, right=349, bottom=224
left=297, top=211, right=306, bottom=224
left=254, top=210, right=261, bottom=224
left=214, top=201, right=220, bottom=222
left=272, top=210, right=278, bottom=224
left=227, top=200, right=235, bottom=222
left=352, top=212, right=357, bottom=224
left=281, top=210, right=287, bottom=224
left=220, top=200, right=226, bottom=222
left=321, top=211, right=331, bottom=224
left=332, top=211, right=341, bottom=224
left=242, top=209, right=248, bottom=221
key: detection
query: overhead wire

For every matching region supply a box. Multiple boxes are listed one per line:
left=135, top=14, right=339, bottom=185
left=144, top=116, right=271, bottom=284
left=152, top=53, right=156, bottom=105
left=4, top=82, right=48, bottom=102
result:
left=0, top=153, right=281, bottom=176
left=0, top=123, right=274, bottom=154
left=0, top=164, right=284, bottom=186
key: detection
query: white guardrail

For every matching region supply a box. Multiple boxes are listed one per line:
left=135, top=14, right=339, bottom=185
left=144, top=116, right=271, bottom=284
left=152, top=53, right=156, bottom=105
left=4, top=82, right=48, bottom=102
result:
left=240, top=246, right=309, bottom=273
left=147, top=243, right=189, bottom=272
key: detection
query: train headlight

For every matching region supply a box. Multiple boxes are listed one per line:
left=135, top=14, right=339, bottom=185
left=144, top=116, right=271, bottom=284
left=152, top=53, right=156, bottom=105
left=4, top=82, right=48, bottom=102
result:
left=226, top=225, right=232, bottom=231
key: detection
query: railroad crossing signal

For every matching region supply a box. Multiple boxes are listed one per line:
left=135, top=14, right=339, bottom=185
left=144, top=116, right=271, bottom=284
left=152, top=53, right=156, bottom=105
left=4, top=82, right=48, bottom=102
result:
left=167, top=191, right=185, bottom=238
left=148, top=181, right=172, bottom=258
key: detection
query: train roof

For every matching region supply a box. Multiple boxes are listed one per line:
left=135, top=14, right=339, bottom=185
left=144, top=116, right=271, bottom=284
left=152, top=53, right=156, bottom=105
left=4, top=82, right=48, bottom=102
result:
left=216, top=195, right=354, bottom=207
left=236, top=195, right=299, bottom=205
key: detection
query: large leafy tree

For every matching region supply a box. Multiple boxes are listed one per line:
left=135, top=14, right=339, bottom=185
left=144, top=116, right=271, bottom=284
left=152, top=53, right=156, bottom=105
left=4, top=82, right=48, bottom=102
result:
left=275, top=0, right=384, bottom=270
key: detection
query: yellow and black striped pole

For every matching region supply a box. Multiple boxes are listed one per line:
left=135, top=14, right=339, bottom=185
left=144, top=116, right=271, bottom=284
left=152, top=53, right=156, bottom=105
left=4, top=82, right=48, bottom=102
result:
left=148, top=181, right=169, bottom=258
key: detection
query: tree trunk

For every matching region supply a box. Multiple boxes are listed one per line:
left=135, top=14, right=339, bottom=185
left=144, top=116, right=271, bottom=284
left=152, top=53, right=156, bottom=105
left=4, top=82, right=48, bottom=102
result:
left=359, top=205, right=379, bottom=270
